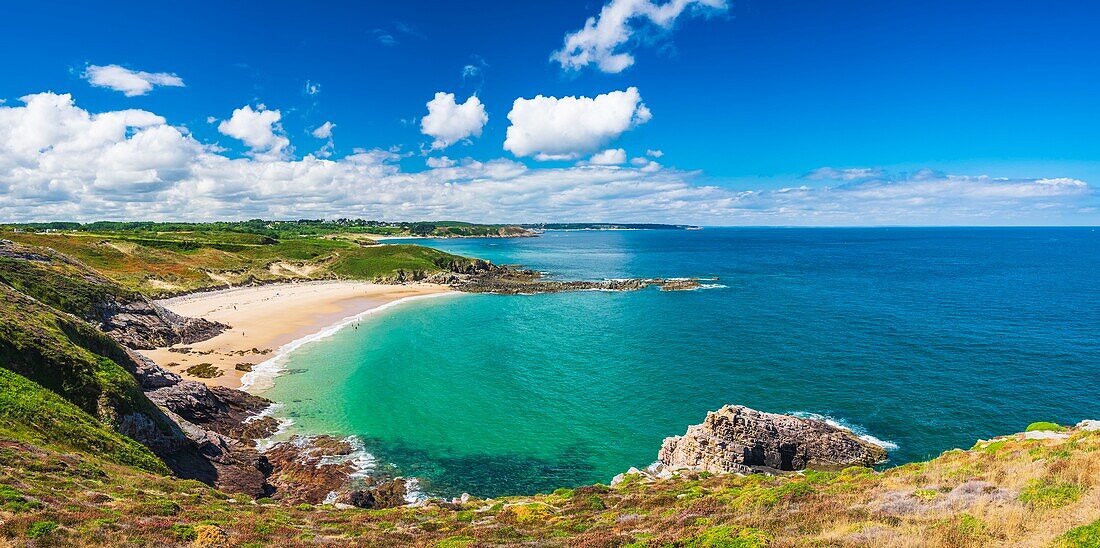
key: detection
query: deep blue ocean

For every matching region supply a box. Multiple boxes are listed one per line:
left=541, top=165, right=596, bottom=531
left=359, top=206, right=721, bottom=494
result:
left=262, top=227, right=1100, bottom=498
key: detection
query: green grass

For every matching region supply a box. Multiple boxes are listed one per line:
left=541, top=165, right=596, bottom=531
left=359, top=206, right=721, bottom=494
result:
left=685, top=526, right=771, bottom=547
left=4, top=229, right=483, bottom=296
left=26, top=520, right=57, bottom=538
left=1018, top=479, right=1086, bottom=509
left=0, top=368, right=166, bottom=473
left=1026, top=421, right=1067, bottom=432
left=0, top=284, right=164, bottom=424
left=1056, top=519, right=1100, bottom=548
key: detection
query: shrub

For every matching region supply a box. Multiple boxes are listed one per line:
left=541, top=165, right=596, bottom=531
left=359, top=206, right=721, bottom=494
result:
left=436, top=536, right=476, bottom=548
left=0, top=485, right=43, bottom=512
left=193, top=524, right=228, bottom=546
left=171, top=523, right=197, bottom=541
left=1055, top=518, right=1100, bottom=548
left=26, top=520, right=58, bottom=538
left=1026, top=422, right=1066, bottom=432
left=686, top=526, right=771, bottom=548
left=142, top=498, right=182, bottom=516
left=1019, top=479, right=1085, bottom=509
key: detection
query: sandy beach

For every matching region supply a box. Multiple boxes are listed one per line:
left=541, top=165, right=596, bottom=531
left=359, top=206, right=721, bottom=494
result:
left=142, top=281, right=453, bottom=390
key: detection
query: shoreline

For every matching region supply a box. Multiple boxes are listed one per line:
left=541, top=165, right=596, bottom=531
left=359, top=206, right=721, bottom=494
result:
left=141, top=281, right=455, bottom=390
left=239, top=290, right=459, bottom=393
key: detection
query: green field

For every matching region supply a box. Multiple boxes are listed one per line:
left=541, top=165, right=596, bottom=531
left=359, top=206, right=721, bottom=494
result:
left=2, top=222, right=494, bottom=296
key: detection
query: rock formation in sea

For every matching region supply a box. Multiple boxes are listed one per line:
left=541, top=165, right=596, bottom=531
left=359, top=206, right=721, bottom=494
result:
left=658, top=405, right=888, bottom=474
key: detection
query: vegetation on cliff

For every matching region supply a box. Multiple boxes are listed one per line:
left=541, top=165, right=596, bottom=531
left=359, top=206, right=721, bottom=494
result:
left=2, top=225, right=489, bottom=296
left=0, top=284, right=174, bottom=449
left=0, top=421, right=1097, bottom=546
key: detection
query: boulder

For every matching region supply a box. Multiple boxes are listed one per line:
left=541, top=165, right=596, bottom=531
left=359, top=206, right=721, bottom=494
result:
left=338, top=479, right=408, bottom=509
left=658, top=405, right=888, bottom=473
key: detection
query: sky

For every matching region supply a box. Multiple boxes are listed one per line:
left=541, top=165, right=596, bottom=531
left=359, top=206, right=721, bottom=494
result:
left=1, top=0, right=1098, bottom=225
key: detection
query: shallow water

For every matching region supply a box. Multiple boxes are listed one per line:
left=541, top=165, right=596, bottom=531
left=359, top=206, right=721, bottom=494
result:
left=260, top=228, right=1100, bottom=498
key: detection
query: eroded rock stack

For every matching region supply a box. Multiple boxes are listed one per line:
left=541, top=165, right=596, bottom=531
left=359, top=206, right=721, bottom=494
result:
left=658, top=405, right=888, bottom=474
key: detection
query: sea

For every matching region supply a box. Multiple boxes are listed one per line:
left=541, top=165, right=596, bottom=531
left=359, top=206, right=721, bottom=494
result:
left=256, top=227, right=1100, bottom=499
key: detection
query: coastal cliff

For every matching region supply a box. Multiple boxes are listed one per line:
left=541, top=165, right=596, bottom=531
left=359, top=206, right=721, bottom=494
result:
left=1, top=234, right=1099, bottom=546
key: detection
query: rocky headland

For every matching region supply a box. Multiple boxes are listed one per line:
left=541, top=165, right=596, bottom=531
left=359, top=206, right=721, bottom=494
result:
left=658, top=405, right=888, bottom=474
left=435, top=263, right=711, bottom=294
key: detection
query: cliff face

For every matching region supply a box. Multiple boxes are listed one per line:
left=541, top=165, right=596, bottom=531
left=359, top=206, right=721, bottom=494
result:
left=658, top=405, right=888, bottom=473
left=0, top=238, right=226, bottom=349
left=95, top=297, right=226, bottom=350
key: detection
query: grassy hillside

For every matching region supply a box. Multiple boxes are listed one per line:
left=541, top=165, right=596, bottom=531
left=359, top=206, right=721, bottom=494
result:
left=0, top=422, right=1097, bottom=546
left=0, top=284, right=157, bottom=422
left=0, top=368, right=166, bottom=474
left=2, top=228, right=486, bottom=296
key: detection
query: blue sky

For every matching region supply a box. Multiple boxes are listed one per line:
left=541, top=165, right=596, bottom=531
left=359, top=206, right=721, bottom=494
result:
left=1, top=0, right=1098, bottom=224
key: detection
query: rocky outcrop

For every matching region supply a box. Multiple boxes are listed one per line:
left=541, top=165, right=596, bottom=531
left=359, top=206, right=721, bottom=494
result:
left=146, top=380, right=278, bottom=443
left=98, top=297, right=226, bottom=350
left=658, top=405, right=888, bottom=474
left=263, top=436, right=360, bottom=504
left=261, top=435, right=412, bottom=508
left=446, top=267, right=708, bottom=294
left=337, top=478, right=409, bottom=509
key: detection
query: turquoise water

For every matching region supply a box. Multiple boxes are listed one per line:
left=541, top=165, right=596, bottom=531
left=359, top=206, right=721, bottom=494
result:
left=262, top=228, right=1100, bottom=498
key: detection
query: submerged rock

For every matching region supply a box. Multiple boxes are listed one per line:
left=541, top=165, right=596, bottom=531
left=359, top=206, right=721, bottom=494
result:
left=264, top=435, right=358, bottom=504
left=658, top=405, right=888, bottom=473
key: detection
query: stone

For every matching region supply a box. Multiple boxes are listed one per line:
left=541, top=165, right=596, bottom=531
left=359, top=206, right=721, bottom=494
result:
left=658, top=405, right=888, bottom=473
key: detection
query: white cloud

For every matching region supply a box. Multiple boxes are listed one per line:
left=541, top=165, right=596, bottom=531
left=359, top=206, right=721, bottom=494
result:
left=216, top=105, right=290, bottom=160
left=646, top=149, right=664, bottom=158
left=426, top=156, right=457, bottom=168
left=585, top=148, right=627, bottom=165
left=312, top=121, right=335, bottom=139
left=504, top=87, right=651, bottom=160
left=304, top=80, right=321, bottom=96
left=553, top=0, right=728, bottom=73
left=630, top=157, right=661, bottom=172
left=0, top=93, right=1095, bottom=226
left=311, top=122, right=336, bottom=158
left=805, top=167, right=888, bottom=181
left=421, top=92, right=488, bottom=150
left=82, top=64, right=185, bottom=96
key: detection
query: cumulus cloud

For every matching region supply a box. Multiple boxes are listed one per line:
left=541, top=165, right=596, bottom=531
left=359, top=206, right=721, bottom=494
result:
left=0, top=93, right=1095, bottom=226
left=505, top=87, right=651, bottom=160
left=421, top=92, right=488, bottom=150
left=584, top=148, right=627, bottom=165
left=216, top=105, right=290, bottom=160
left=311, top=121, right=335, bottom=139
left=311, top=121, right=336, bottom=158
left=426, top=156, right=457, bottom=168
left=553, top=0, right=728, bottom=73
left=646, top=149, right=664, bottom=158
left=83, top=64, right=185, bottom=96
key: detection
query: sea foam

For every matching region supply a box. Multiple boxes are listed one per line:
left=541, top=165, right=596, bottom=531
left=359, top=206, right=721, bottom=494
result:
left=789, top=411, right=900, bottom=451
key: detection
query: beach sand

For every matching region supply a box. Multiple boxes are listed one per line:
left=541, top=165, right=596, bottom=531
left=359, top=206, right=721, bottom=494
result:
left=142, top=282, right=453, bottom=390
